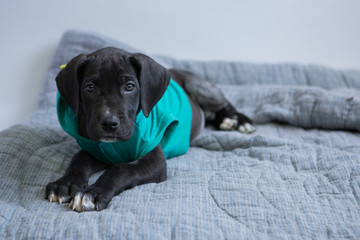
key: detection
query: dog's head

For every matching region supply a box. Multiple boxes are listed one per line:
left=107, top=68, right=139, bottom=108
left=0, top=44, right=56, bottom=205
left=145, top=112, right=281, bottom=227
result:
left=56, top=47, right=170, bottom=142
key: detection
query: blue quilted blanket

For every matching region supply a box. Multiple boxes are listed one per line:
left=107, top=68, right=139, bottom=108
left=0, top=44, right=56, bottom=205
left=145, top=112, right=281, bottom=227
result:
left=0, top=30, right=360, bottom=239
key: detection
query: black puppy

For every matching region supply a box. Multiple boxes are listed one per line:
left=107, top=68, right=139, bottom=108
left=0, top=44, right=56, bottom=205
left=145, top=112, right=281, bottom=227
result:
left=46, top=47, right=255, bottom=212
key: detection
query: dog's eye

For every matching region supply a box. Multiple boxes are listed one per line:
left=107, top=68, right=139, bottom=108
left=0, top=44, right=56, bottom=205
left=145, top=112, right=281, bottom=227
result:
left=85, top=83, right=95, bottom=92
left=125, top=83, right=135, bottom=92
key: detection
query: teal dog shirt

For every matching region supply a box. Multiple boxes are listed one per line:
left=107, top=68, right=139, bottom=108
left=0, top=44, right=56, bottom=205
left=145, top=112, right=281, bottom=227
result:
left=57, top=79, right=192, bottom=165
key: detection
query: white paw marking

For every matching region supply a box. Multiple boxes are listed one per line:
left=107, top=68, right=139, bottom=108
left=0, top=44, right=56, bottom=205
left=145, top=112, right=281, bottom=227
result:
left=238, top=122, right=256, bottom=134
left=48, top=192, right=58, bottom=203
left=220, top=118, right=238, bottom=130
left=69, top=193, right=83, bottom=212
left=48, top=192, right=71, bottom=204
left=68, top=193, right=96, bottom=212
left=81, top=194, right=96, bottom=211
left=58, top=195, right=71, bottom=204
left=49, top=191, right=97, bottom=212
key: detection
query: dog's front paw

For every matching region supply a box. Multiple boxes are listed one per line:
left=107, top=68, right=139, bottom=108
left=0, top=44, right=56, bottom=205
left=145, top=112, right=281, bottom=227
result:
left=69, top=185, right=112, bottom=212
left=45, top=175, right=87, bottom=204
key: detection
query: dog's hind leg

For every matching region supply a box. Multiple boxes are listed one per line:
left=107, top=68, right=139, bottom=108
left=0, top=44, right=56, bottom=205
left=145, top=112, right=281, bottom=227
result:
left=169, top=69, right=255, bottom=134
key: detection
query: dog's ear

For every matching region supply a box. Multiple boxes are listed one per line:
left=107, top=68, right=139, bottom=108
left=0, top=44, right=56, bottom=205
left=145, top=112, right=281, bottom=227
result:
left=129, top=53, right=170, bottom=117
left=56, top=54, right=88, bottom=117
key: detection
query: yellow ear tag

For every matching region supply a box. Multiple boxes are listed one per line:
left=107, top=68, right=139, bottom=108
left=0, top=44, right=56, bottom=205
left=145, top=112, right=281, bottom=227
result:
left=60, top=64, right=67, bottom=70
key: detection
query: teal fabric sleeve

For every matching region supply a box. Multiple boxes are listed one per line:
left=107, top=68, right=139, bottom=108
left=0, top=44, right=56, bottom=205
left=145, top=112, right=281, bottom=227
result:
left=57, top=79, right=192, bottom=164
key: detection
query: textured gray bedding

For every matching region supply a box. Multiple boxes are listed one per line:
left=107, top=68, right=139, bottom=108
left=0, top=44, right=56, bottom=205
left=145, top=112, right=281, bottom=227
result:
left=1, top=30, right=360, bottom=239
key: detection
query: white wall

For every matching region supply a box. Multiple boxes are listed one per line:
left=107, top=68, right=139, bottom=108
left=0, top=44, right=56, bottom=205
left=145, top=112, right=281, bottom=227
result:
left=1, top=0, right=359, bottom=131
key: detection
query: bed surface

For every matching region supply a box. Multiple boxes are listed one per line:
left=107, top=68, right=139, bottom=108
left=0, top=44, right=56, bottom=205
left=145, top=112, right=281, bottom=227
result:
left=0, top=30, right=360, bottom=239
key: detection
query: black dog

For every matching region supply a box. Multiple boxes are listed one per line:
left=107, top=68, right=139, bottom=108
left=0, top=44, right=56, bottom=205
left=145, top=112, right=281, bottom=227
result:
left=46, top=47, right=255, bottom=212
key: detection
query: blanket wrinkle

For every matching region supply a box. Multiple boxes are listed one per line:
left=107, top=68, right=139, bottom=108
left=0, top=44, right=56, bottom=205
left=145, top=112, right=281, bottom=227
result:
left=192, top=132, right=287, bottom=152
left=340, top=71, right=350, bottom=88
left=0, top=215, right=5, bottom=225
left=302, top=180, right=315, bottom=199
left=291, top=65, right=305, bottom=85
left=349, top=170, right=360, bottom=207
left=323, top=165, right=354, bottom=193
left=206, top=171, right=269, bottom=239
left=304, top=67, right=313, bottom=87
left=193, top=129, right=359, bottom=176
left=308, top=96, right=319, bottom=128
left=256, top=171, right=280, bottom=211
left=207, top=172, right=243, bottom=225
left=343, top=97, right=355, bottom=129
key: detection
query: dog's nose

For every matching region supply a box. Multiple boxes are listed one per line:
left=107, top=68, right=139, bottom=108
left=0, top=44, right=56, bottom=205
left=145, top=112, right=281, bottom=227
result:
left=100, top=115, right=120, bottom=132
